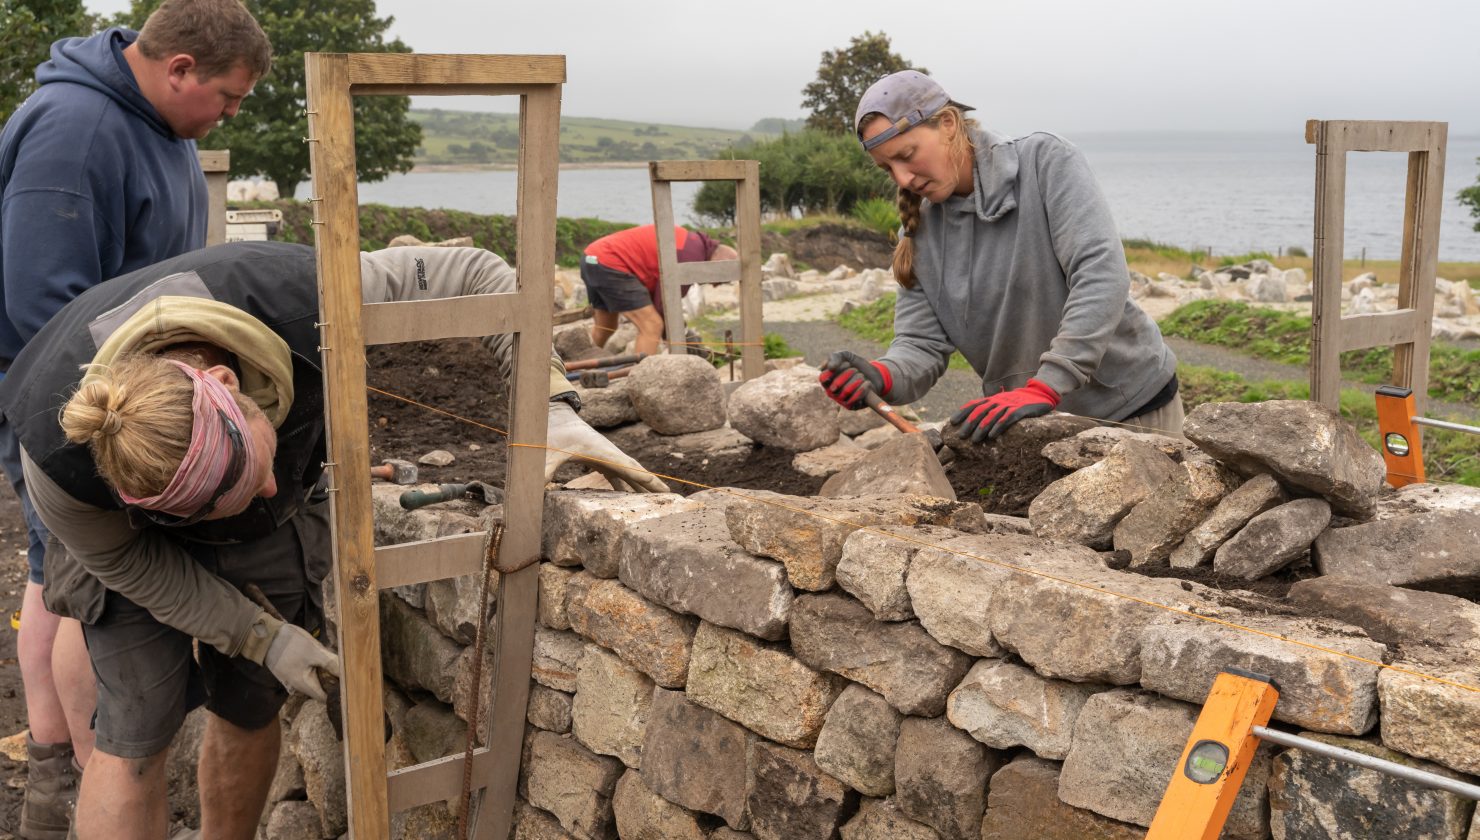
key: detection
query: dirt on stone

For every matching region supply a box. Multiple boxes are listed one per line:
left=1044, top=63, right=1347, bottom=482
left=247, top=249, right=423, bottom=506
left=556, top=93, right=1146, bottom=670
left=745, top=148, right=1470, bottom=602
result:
left=764, top=223, right=895, bottom=273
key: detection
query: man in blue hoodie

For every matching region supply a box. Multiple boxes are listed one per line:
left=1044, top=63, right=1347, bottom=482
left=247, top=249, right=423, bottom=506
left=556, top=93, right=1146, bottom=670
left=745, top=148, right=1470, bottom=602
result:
left=0, top=1, right=270, bottom=836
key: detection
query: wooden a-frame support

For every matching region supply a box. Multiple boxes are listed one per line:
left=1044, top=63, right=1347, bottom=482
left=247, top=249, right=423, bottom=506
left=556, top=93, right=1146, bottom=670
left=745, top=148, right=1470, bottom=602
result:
left=305, top=52, right=563, bottom=839
left=649, top=159, right=765, bottom=379
left=1306, top=120, right=1446, bottom=413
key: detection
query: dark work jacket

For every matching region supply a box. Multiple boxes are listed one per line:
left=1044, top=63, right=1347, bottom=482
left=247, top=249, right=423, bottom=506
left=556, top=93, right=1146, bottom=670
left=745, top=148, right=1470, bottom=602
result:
left=0, top=242, right=326, bottom=545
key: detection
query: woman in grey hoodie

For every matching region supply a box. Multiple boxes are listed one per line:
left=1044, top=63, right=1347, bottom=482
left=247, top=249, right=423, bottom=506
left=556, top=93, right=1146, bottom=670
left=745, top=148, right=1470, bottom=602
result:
left=818, top=71, right=1183, bottom=441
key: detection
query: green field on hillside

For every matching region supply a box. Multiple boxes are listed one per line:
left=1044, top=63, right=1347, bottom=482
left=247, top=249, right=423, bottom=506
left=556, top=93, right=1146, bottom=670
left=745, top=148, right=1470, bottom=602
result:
left=411, top=109, right=771, bottom=166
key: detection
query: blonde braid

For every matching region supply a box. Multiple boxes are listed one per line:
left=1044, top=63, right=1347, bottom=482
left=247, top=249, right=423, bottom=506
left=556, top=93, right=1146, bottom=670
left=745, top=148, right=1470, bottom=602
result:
left=892, top=188, right=924, bottom=289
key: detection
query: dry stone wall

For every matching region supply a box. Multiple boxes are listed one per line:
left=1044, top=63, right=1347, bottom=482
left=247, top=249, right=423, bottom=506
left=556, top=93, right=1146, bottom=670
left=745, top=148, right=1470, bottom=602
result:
left=198, top=400, right=1479, bottom=839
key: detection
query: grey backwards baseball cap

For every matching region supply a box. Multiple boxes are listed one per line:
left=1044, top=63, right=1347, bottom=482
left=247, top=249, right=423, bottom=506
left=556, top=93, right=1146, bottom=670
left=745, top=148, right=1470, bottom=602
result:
left=854, top=70, right=973, bottom=151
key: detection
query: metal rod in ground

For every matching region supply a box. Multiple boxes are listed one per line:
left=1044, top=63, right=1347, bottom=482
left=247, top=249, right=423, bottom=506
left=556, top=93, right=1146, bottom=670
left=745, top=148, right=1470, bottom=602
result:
left=1413, top=416, right=1480, bottom=436
left=1251, top=726, right=1480, bottom=801
left=564, top=352, right=645, bottom=372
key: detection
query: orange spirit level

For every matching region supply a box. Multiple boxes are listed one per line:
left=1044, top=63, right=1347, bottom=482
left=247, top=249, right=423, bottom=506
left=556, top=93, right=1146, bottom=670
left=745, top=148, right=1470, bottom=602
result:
left=1374, top=385, right=1425, bottom=487
left=1146, top=669, right=1279, bottom=840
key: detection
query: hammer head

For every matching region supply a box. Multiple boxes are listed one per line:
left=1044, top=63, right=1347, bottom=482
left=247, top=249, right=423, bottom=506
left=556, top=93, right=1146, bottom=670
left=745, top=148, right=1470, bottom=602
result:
left=372, top=458, right=418, bottom=484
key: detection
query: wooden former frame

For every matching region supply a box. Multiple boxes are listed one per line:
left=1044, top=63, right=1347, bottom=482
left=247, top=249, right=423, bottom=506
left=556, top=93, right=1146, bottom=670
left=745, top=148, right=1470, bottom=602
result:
left=197, top=149, right=230, bottom=246
left=305, top=53, right=564, bottom=839
left=649, top=159, right=765, bottom=379
left=1306, top=120, right=1446, bottom=412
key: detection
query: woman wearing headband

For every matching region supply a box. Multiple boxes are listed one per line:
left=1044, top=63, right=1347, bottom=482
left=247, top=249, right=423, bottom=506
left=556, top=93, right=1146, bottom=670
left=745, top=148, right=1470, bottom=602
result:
left=818, top=70, right=1182, bottom=440
left=0, top=241, right=665, bottom=839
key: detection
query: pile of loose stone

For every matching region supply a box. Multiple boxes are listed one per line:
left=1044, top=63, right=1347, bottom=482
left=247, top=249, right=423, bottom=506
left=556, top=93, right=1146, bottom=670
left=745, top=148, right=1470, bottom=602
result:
left=1132, top=259, right=1480, bottom=341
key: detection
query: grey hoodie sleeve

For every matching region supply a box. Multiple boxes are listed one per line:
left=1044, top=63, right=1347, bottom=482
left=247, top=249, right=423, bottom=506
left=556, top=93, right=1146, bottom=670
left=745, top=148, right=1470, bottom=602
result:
left=1031, top=138, right=1133, bottom=396
left=879, top=281, right=957, bottom=405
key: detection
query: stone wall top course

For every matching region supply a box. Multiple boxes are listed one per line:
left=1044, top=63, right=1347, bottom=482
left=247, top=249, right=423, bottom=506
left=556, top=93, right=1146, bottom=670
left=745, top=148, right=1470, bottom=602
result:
left=542, top=491, right=704, bottom=576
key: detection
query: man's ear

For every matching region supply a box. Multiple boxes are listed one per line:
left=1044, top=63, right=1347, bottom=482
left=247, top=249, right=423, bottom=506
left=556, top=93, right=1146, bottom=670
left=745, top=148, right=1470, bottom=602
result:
left=164, top=54, right=198, bottom=90
left=202, top=364, right=241, bottom=392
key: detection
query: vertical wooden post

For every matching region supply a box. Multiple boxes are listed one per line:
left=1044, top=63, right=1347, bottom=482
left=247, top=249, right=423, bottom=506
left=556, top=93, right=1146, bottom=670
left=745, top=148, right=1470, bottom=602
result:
left=1307, top=120, right=1346, bottom=411
left=197, top=149, right=230, bottom=246
left=304, top=52, right=392, bottom=839
left=734, top=160, right=764, bottom=380
left=648, top=172, right=686, bottom=351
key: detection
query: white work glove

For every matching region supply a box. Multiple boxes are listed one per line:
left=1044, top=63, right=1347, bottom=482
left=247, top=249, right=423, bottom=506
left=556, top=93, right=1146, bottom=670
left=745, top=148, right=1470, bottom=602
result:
left=544, top=401, right=669, bottom=493
left=258, top=614, right=341, bottom=701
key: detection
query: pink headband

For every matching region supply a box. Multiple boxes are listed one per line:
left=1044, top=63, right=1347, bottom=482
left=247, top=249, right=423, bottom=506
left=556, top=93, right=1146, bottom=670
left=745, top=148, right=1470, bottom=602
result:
left=119, top=361, right=261, bottom=518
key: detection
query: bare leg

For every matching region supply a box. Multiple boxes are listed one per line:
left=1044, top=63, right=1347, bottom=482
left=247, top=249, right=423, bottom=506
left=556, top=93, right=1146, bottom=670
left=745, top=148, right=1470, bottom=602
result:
left=53, top=617, right=97, bottom=766
left=18, top=581, right=67, bottom=744
left=590, top=308, right=621, bottom=351
left=624, top=305, right=665, bottom=357
left=74, top=749, right=168, bottom=840
left=199, top=714, right=280, bottom=839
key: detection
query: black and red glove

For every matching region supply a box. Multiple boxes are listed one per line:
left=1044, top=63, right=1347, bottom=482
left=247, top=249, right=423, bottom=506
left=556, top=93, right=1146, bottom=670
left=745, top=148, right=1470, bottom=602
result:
left=951, top=378, right=1060, bottom=443
left=817, top=351, right=892, bottom=410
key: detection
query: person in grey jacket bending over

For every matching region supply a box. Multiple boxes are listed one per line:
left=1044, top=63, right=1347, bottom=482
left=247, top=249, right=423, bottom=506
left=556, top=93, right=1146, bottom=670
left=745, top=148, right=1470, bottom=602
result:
left=818, top=70, right=1182, bottom=441
left=0, top=241, right=665, bottom=839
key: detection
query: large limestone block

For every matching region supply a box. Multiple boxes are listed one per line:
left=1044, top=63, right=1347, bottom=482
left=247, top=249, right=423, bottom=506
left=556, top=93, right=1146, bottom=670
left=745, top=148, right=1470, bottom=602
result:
left=402, top=701, right=464, bottom=764
left=528, top=683, right=573, bottom=733
left=840, top=797, right=942, bottom=840
left=745, top=740, right=853, bottom=840
left=513, top=803, right=577, bottom=839
left=1213, top=497, right=1332, bottom=581
left=381, top=595, right=461, bottom=702
left=1314, top=510, right=1480, bottom=592
left=571, top=645, right=653, bottom=769
left=542, top=491, right=702, bottom=576
left=288, top=700, right=348, bottom=837
left=525, top=731, right=624, bottom=840
left=625, top=354, right=727, bottom=435
left=616, top=506, right=792, bottom=641
left=640, top=688, right=752, bottom=830
left=989, top=565, right=1215, bottom=685
left=685, top=622, right=843, bottom=748
left=835, top=525, right=950, bottom=622
left=1378, top=481, right=1480, bottom=520
left=906, top=533, right=1102, bottom=658
left=725, top=489, right=985, bottom=591
left=727, top=366, right=841, bottom=451
left=572, top=378, right=638, bottom=429
left=789, top=593, right=974, bottom=716
left=564, top=574, right=697, bottom=689
left=532, top=626, right=587, bottom=693
left=1183, top=400, right=1386, bottom=519
left=1287, top=576, right=1480, bottom=650
left=820, top=432, right=956, bottom=500
left=264, top=801, right=323, bottom=840
left=979, top=757, right=1146, bottom=840
left=611, top=769, right=707, bottom=840
left=1059, top=689, right=1270, bottom=837
left=538, top=563, right=579, bottom=631
left=814, top=683, right=903, bottom=797
left=425, top=569, right=497, bottom=645
left=793, top=437, right=867, bottom=479
left=1114, top=460, right=1236, bottom=568
left=946, top=659, right=1103, bottom=760
left=1029, top=440, right=1179, bottom=548
left=1170, top=473, right=1286, bottom=569
left=1042, top=425, right=1200, bottom=470
left=1140, top=616, right=1383, bottom=734
left=1269, top=731, right=1475, bottom=839
left=894, top=716, right=1002, bottom=840
left=1379, top=657, right=1480, bottom=775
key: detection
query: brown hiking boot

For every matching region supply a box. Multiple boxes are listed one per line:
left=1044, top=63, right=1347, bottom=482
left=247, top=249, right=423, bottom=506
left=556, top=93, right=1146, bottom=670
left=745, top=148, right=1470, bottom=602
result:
left=19, top=736, right=78, bottom=840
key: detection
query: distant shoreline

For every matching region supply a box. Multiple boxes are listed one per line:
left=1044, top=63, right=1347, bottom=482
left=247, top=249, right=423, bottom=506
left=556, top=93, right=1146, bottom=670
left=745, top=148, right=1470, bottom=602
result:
left=411, top=161, right=649, bottom=173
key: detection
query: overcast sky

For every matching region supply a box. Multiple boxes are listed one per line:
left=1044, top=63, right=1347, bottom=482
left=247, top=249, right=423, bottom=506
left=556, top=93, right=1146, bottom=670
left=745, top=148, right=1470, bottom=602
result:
left=88, top=0, right=1480, bottom=135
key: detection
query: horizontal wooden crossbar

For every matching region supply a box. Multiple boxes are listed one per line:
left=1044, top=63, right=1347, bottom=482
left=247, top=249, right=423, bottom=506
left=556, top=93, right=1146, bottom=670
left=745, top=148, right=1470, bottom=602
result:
left=361, top=295, right=535, bottom=346
left=650, top=159, right=752, bottom=182
left=386, top=748, right=496, bottom=812
left=674, top=260, right=741, bottom=286
left=1304, top=119, right=1445, bottom=153
left=346, top=54, right=565, bottom=88
left=374, top=533, right=487, bottom=589
left=1338, top=309, right=1421, bottom=351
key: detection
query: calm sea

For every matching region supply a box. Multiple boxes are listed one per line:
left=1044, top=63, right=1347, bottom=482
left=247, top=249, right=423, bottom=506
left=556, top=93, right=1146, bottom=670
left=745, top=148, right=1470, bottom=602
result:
left=314, top=132, right=1480, bottom=262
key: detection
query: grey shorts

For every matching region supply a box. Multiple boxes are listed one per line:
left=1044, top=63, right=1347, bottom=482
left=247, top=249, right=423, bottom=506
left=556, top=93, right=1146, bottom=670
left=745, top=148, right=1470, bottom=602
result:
left=81, top=498, right=332, bottom=758
left=580, top=259, right=655, bottom=313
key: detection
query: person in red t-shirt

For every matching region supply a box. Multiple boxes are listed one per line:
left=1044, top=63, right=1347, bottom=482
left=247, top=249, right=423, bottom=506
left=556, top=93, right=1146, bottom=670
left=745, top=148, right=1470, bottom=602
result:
left=581, top=224, right=738, bottom=355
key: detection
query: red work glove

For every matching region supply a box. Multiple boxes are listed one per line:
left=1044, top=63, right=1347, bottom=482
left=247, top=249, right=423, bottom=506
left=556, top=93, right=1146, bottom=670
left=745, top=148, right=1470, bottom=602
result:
left=817, top=351, right=892, bottom=410
left=951, top=378, right=1060, bottom=443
